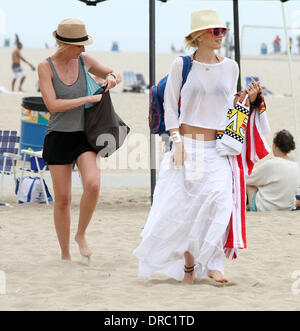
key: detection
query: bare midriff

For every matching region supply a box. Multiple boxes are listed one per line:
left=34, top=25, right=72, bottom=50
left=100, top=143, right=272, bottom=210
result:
left=179, top=123, right=217, bottom=141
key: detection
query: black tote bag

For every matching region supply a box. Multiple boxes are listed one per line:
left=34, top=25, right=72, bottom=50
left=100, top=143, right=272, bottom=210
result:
left=84, top=92, right=130, bottom=158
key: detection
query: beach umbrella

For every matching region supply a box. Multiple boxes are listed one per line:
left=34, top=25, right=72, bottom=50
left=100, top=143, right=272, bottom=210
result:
left=78, top=0, right=108, bottom=5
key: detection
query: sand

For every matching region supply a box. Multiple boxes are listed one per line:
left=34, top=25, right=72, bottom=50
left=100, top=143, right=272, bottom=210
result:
left=0, top=47, right=300, bottom=311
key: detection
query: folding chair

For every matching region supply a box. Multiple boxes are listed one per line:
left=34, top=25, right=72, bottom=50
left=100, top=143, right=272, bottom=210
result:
left=0, top=130, right=21, bottom=204
left=122, top=71, right=142, bottom=93
left=136, top=73, right=147, bottom=92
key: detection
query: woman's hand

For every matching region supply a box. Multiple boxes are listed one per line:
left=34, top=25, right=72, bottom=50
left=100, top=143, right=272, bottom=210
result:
left=245, top=77, right=261, bottom=103
left=88, top=94, right=103, bottom=104
left=104, top=74, right=117, bottom=93
left=172, top=142, right=187, bottom=168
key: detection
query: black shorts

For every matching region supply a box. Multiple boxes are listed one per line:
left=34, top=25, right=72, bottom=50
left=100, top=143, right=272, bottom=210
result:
left=42, top=131, right=96, bottom=165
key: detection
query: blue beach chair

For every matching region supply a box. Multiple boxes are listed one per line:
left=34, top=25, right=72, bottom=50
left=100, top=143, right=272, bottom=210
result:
left=122, top=71, right=143, bottom=93
left=0, top=130, right=21, bottom=205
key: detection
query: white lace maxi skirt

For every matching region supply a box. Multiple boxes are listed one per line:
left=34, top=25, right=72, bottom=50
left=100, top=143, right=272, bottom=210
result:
left=134, top=136, right=233, bottom=281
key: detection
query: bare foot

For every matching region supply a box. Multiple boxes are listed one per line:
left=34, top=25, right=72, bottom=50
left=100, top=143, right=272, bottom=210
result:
left=182, top=265, right=196, bottom=285
left=208, top=270, right=228, bottom=283
left=75, top=234, right=92, bottom=259
left=61, top=254, right=72, bottom=261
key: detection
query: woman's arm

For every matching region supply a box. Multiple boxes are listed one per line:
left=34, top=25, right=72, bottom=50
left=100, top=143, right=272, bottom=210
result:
left=230, top=61, right=239, bottom=102
left=38, top=60, right=102, bottom=114
left=83, top=53, right=121, bottom=92
left=164, top=58, right=187, bottom=167
left=164, top=57, right=183, bottom=131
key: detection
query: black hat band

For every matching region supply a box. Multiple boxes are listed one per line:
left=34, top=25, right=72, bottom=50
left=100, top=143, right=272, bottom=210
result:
left=56, top=32, right=89, bottom=43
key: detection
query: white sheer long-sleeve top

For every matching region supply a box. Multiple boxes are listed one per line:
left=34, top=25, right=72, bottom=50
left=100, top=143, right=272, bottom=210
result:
left=163, top=56, right=240, bottom=131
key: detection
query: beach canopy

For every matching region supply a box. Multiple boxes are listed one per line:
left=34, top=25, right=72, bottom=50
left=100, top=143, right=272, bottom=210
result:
left=78, top=0, right=107, bottom=5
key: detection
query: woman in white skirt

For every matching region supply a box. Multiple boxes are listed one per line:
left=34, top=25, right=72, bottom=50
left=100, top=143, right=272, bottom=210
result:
left=134, top=9, right=261, bottom=284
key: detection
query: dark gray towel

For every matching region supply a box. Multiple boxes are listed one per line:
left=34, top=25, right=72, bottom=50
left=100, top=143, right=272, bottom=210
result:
left=84, top=92, right=130, bottom=158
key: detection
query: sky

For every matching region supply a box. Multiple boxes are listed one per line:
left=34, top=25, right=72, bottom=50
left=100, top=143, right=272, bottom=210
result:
left=0, top=0, right=300, bottom=55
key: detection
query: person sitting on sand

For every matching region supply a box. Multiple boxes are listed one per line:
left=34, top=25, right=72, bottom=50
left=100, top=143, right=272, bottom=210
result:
left=246, top=130, right=300, bottom=211
left=11, top=42, right=35, bottom=92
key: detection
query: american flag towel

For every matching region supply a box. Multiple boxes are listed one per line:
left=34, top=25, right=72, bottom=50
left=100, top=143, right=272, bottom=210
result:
left=216, top=91, right=271, bottom=259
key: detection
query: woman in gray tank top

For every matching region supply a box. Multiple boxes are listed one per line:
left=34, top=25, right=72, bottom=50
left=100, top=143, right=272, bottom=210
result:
left=38, top=18, right=121, bottom=262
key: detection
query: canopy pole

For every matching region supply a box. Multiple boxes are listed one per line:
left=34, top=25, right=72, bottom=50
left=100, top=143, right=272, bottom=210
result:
left=281, top=2, right=300, bottom=165
left=149, top=0, right=156, bottom=203
left=233, top=0, right=241, bottom=91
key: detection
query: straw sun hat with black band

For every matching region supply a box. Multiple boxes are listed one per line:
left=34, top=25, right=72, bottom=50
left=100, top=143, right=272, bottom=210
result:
left=53, top=18, right=93, bottom=46
left=185, top=9, right=229, bottom=40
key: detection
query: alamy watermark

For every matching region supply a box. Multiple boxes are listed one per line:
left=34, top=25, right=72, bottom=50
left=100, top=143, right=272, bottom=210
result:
left=95, top=132, right=205, bottom=181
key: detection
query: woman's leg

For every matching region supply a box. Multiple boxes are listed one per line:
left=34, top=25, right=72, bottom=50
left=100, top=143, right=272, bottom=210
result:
left=207, top=249, right=228, bottom=283
left=49, top=164, right=73, bottom=260
left=183, top=251, right=195, bottom=284
left=75, top=151, right=100, bottom=257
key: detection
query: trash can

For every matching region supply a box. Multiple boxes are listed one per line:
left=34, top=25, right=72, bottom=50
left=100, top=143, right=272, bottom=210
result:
left=21, top=97, right=50, bottom=160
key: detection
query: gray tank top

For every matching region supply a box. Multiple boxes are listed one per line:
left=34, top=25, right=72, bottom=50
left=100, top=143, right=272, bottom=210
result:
left=46, top=55, right=86, bottom=134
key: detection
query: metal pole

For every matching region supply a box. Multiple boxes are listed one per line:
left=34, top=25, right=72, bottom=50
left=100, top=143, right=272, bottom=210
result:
left=281, top=2, right=300, bottom=165
left=233, top=0, right=241, bottom=91
left=149, top=0, right=156, bottom=203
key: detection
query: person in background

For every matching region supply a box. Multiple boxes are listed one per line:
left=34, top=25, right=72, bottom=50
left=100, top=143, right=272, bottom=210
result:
left=297, top=35, right=300, bottom=56
left=11, top=42, right=35, bottom=92
left=246, top=130, right=300, bottom=211
left=289, top=37, right=293, bottom=54
left=273, top=35, right=281, bottom=54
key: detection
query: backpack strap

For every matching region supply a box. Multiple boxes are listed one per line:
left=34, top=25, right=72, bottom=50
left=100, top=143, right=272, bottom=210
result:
left=177, top=55, right=193, bottom=117
left=181, top=55, right=193, bottom=86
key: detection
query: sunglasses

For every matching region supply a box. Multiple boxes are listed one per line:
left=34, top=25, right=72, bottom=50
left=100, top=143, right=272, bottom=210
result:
left=207, top=28, right=227, bottom=37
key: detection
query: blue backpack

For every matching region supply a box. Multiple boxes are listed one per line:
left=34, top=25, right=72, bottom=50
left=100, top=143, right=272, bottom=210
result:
left=149, top=56, right=192, bottom=135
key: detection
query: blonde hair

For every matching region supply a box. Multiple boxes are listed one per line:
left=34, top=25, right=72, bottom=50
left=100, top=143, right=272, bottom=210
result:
left=184, top=30, right=205, bottom=50
left=56, top=40, right=71, bottom=51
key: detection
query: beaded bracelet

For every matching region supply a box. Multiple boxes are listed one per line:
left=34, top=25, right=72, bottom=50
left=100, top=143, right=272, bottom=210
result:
left=106, top=73, right=117, bottom=80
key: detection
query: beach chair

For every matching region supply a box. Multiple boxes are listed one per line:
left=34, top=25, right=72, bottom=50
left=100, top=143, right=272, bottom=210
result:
left=122, top=71, right=142, bottom=93
left=136, top=73, right=148, bottom=92
left=0, top=130, right=21, bottom=205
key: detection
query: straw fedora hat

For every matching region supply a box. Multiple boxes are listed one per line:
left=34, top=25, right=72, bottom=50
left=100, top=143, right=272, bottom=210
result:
left=53, top=18, right=93, bottom=46
left=185, top=9, right=229, bottom=39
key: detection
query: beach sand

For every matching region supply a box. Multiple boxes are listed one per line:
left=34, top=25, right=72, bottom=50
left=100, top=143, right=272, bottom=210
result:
left=0, top=48, right=300, bottom=310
